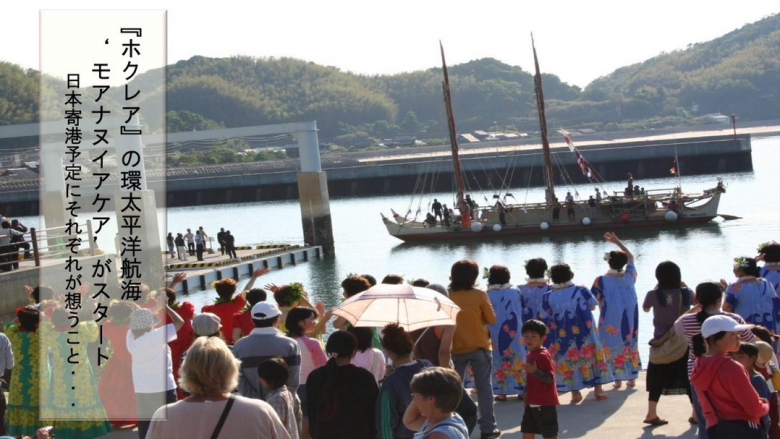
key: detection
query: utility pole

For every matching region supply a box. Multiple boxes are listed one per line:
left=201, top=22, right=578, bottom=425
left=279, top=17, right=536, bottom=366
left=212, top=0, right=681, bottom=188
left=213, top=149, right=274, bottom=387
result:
left=731, top=114, right=738, bottom=140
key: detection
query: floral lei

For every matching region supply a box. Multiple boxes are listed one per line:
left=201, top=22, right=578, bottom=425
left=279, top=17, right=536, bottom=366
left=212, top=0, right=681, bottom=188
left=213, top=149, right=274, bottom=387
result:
left=213, top=296, right=240, bottom=306
left=525, top=277, right=547, bottom=283
left=551, top=281, right=574, bottom=290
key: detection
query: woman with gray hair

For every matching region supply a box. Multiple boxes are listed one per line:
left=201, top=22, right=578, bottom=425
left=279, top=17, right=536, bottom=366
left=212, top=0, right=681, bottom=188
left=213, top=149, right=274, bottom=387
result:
left=146, top=336, right=290, bottom=439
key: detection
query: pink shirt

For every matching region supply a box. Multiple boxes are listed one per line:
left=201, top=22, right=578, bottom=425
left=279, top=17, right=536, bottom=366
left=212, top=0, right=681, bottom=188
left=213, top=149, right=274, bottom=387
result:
left=294, top=336, right=327, bottom=383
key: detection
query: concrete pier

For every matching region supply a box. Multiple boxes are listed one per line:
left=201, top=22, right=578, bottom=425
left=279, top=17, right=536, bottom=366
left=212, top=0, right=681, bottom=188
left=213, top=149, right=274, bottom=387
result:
left=165, top=244, right=323, bottom=295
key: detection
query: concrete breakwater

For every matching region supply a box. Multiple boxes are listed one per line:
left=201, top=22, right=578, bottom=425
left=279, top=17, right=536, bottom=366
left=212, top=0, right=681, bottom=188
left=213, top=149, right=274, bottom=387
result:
left=0, top=132, right=754, bottom=215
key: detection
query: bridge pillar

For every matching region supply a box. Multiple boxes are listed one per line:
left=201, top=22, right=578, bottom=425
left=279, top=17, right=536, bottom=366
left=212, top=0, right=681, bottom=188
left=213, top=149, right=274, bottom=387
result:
left=296, top=123, right=334, bottom=254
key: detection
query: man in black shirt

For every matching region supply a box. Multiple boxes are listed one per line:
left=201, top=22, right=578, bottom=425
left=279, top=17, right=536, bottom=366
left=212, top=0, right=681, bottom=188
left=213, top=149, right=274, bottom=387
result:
left=431, top=199, right=443, bottom=225
left=223, top=230, right=238, bottom=259
left=216, top=228, right=226, bottom=255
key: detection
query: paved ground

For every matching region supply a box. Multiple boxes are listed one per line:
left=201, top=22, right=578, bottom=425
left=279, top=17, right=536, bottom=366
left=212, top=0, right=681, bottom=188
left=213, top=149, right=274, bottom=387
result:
left=95, top=372, right=697, bottom=439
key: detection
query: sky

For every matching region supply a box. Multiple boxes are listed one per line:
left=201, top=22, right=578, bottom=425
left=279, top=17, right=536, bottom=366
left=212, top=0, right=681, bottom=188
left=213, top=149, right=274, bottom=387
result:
left=3, top=0, right=779, bottom=88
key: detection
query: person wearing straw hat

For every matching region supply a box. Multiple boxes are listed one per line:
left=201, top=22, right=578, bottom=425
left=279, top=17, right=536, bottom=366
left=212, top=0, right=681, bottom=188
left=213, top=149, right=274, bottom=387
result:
left=126, top=306, right=184, bottom=439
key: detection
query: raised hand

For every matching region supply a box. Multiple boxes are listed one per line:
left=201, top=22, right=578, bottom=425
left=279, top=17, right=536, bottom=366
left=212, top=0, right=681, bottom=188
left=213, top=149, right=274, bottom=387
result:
left=604, top=232, right=620, bottom=244
left=253, top=268, right=270, bottom=278
left=264, top=283, right=279, bottom=292
left=172, top=273, right=187, bottom=284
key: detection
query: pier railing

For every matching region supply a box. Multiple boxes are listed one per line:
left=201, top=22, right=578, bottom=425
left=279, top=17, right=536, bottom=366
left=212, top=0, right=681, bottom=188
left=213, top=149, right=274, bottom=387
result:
left=0, top=220, right=98, bottom=272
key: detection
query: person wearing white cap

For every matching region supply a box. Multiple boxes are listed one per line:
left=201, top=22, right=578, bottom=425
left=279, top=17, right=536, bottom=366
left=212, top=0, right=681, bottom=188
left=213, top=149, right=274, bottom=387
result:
left=126, top=305, right=184, bottom=439
left=232, top=302, right=301, bottom=402
left=674, top=281, right=757, bottom=439
left=690, top=315, right=768, bottom=438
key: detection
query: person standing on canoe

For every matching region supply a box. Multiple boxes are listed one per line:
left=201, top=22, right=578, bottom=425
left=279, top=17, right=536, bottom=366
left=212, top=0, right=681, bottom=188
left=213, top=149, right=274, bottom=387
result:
left=565, top=192, right=576, bottom=222
left=432, top=199, right=443, bottom=225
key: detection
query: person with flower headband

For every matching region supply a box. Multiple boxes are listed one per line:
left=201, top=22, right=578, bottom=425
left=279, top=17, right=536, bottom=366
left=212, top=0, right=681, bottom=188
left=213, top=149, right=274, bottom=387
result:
left=542, top=263, right=613, bottom=403
left=590, top=232, right=641, bottom=390
left=757, top=241, right=780, bottom=292
left=203, top=270, right=270, bottom=343
left=266, top=282, right=327, bottom=336
left=722, top=256, right=777, bottom=333
left=231, top=268, right=272, bottom=344
left=519, top=258, right=552, bottom=330
left=484, top=265, right=526, bottom=402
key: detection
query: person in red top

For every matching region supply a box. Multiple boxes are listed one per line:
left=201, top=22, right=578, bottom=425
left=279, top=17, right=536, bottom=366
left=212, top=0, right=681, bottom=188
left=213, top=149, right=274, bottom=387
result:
left=691, top=315, right=769, bottom=438
left=165, top=283, right=195, bottom=399
left=521, top=319, right=559, bottom=439
left=202, top=278, right=247, bottom=343
left=98, top=301, right=139, bottom=428
left=230, top=268, right=271, bottom=344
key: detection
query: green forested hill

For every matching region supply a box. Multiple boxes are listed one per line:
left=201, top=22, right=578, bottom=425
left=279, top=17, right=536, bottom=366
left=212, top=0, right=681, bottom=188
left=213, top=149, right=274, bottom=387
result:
left=584, top=13, right=780, bottom=120
left=1, top=13, right=777, bottom=143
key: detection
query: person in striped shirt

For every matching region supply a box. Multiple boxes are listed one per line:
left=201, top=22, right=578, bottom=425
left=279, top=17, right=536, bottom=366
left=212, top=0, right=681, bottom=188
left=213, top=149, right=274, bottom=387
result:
left=674, top=282, right=756, bottom=439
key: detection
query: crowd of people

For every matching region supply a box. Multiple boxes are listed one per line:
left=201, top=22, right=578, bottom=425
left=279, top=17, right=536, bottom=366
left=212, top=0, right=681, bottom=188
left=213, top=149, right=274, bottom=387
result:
left=0, top=236, right=779, bottom=439
left=165, top=227, right=239, bottom=262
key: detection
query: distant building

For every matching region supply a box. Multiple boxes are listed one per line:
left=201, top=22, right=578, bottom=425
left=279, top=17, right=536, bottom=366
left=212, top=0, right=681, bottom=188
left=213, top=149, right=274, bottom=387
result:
left=459, top=133, right=480, bottom=143
left=472, top=130, right=489, bottom=141
left=703, top=113, right=729, bottom=124
left=0, top=153, right=22, bottom=169
left=393, top=135, right=416, bottom=147
left=352, top=139, right=374, bottom=148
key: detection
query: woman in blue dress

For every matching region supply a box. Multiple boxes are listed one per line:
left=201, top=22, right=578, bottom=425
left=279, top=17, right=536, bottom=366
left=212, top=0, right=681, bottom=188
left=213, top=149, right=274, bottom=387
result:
left=543, top=263, right=613, bottom=403
left=758, top=241, right=780, bottom=291
left=485, top=265, right=526, bottom=401
left=590, top=232, right=641, bottom=388
left=519, top=258, right=551, bottom=330
left=758, top=242, right=780, bottom=342
left=722, top=256, right=777, bottom=332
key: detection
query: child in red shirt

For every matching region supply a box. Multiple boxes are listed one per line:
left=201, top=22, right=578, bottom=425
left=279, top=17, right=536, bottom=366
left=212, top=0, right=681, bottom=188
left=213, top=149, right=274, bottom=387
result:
left=521, top=319, right=559, bottom=439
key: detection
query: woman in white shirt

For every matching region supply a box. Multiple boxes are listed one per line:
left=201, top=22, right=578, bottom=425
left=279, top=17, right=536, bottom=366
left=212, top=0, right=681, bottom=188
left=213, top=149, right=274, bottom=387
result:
left=126, top=306, right=184, bottom=439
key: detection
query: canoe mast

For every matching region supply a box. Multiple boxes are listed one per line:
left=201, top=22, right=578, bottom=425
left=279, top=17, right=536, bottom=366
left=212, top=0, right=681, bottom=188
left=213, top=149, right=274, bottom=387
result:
left=532, top=34, right=556, bottom=207
left=440, top=42, right=467, bottom=206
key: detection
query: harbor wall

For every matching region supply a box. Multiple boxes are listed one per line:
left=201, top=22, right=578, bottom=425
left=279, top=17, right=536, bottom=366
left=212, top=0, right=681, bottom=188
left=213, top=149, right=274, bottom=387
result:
left=0, top=134, right=753, bottom=215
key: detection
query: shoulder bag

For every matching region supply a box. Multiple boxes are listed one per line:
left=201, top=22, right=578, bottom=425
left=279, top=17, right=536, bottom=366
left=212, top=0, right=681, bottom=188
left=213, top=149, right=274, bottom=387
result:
left=648, top=292, right=688, bottom=365
left=210, top=395, right=236, bottom=439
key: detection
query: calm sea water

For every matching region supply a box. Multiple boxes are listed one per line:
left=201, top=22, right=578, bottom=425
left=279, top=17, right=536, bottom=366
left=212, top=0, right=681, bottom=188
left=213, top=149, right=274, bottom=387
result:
left=17, top=136, right=780, bottom=361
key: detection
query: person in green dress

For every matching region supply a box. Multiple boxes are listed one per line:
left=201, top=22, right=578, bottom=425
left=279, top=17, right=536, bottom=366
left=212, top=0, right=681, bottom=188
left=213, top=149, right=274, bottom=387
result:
left=39, top=306, right=111, bottom=439
left=5, top=306, right=44, bottom=438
